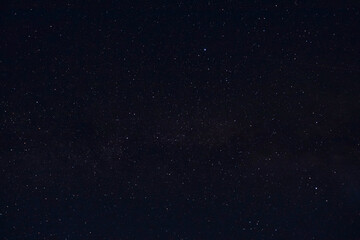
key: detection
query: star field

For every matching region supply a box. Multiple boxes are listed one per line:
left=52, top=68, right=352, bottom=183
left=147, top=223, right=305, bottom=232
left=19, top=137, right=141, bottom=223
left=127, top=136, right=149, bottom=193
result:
left=1, top=1, right=360, bottom=239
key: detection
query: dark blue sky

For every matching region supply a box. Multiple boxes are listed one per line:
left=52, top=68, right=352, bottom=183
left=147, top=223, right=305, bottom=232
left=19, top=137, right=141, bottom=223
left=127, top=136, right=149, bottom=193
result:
left=1, top=1, right=360, bottom=239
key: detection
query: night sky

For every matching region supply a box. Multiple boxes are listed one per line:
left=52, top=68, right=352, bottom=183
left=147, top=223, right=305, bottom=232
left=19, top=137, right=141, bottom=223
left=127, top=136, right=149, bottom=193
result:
left=1, top=1, right=360, bottom=239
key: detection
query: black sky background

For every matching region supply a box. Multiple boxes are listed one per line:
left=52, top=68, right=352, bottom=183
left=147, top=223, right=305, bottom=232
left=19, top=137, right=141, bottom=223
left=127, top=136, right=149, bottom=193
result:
left=1, top=1, right=360, bottom=239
